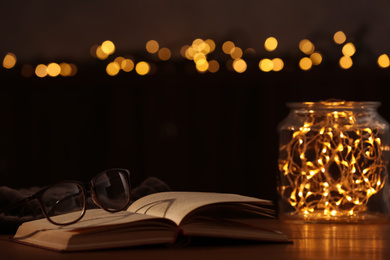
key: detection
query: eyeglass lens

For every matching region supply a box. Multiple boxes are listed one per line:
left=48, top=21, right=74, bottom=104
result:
left=92, top=170, right=130, bottom=211
left=40, top=182, right=85, bottom=225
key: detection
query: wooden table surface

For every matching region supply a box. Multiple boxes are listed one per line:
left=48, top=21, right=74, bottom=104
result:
left=1, top=219, right=389, bottom=260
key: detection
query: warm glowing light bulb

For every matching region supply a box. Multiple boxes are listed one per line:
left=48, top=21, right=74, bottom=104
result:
left=196, top=59, right=209, bottom=72
left=106, top=62, right=120, bottom=76
left=101, top=40, right=115, bottom=55
left=310, top=52, right=322, bottom=65
left=146, top=40, right=159, bottom=54
left=272, top=58, right=284, bottom=71
left=299, top=39, right=315, bottom=55
left=233, top=59, right=247, bottom=73
left=230, top=47, right=243, bottom=59
left=135, top=61, right=150, bottom=75
left=342, top=43, right=356, bottom=57
left=47, top=63, right=61, bottom=77
left=222, top=41, right=235, bottom=54
left=158, top=47, right=171, bottom=61
left=59, top=63, right=72, bottom=76
left=208, top=60, right=219, bottom=73
left=334, top=31, right=346, bottom=45
left=264, top=37, right=278, bottom=52
left=35, top=64, right=48, bottom=78
left=299, top=57, right=312, bottom=70
left=378, top=54, right=390, bottom=68
left=339, top=56, right=353, bottom=69
left=121, top=59, right=134, bottom=72
left=3, top=52, right=17, bottom=69
left=259, top=59, right=273, bottom=72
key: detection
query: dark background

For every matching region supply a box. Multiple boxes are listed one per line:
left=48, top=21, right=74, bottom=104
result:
left=1, top=66, right=389, bottom=204
left=1, top=1, right=390, bottom=205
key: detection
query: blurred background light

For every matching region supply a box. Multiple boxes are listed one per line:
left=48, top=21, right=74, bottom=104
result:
left=265, top=37, right=278, bottom=52
left=342, top=42, right=356, bottom=57
left=135, top=61, right=150, bottom=75
left=334, top=31, right=347, bottom=45
left=3, top=52, right=17, bottom=69
left=146, top=40, right=159, bottom=54
left=299, top=57, right=312, bottom=70
left=339, top=56, right=353, bottom=69
left=377, top=54, right=390, bottom=68
left=259, top=58, right=273, bottom=72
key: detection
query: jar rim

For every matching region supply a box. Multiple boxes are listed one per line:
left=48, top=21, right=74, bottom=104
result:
left=287, top=100, right=381, bottom=110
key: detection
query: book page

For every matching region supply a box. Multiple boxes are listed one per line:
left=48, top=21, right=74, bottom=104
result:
left=127, top=191, right=271, bottom=226
left=13, top=209, right=173, bottom=238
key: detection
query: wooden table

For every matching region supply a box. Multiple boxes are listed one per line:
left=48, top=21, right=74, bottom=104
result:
left=1, top=219, right=389, bottom=260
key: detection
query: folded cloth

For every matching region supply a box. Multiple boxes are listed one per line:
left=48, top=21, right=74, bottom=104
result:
left=0, top=177, right=171, bottom=234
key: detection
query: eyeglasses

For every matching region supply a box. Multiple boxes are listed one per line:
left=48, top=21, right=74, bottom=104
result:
left=0, top=168, right=131, bottom=226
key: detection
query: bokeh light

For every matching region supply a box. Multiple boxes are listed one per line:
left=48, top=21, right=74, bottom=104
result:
left=135, top=61, right=150, bottom=75
left=265, top=37, right=278, bottom=52
left=47, top=63, right=61, bottom=77
left=299, top=39, right=315, bottom=55
left=146, top=40, right=159, bottom=54
left=3, top=52, right=17, bottom=69
left=299, top=57, right=312, bottom=70
left=342, top=43, right=356, bottom=57
left=378, top=54, right=390, bottom=68
left=101, top=40, right=115, bottom=55
left=259, top=58, right=273, bottom=72
left=334, top=31, right=347, bottom=45
left=233, top=59, right=247, bottom=73
left=339, top=56, right=353, bottom=69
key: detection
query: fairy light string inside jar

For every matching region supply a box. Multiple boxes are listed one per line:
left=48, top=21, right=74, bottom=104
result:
left=278, top=100, right=390, bottom=222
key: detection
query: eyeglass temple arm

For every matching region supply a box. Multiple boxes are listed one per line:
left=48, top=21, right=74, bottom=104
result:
left=0, top=195, right=35, bottom=214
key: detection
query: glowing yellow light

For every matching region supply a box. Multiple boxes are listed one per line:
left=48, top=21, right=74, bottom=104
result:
left=146, top=40, right=159, bottom=54
left=208, top=60, right=219, bottom=73
left=135, top=61, right=150, bottom=75
left=334, top=31, right=346, bottom=45
left=204, top=39, right=216, bottom=52
left=272, top=58, right=284, bottom=71
left=222, top=41, right=235, bottom=54
left=299, top=57, right=312, bottom=70
left=259, top=58, right=273, bottom=72
left=342, top=43, right=356, bottom=57
left=193, top=53, right=206, bottom=63
left=101, top=40, right=115, bottom=55
left=339, top=56, right=353, bottom=69
left=299, top=39, right=315, bottom=55
left=96, top=46, right=108, bottom=60
left=230, top=47, right=243, bottom=59
left=158, top=47, right=171, bottom=61
left=59, top=63, right=72, bottom=77
left=185, top=46, right=197, bottom=60
left=310, top=52, right=322, bottom=65
left=192, top=38, right=204, bottom=51
left=35, top=64, right=48, bottom=78
left=378, top=54, right=390, bottom=68
left=264, top=37, right=278, bottom=52
left=233, top=59, right=247, bottom=73
left=3, top=52, right=17, bottom=69
left=106, top=62, right=120, bottom=76
left=196, top=59, right=209, bottom=72
left=121, top=59, right=134, bottom=72
left=47, top=63, right=61, bottom=77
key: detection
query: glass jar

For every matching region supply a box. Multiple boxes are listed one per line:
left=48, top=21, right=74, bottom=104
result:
left=277, top=100, right=390, bottom=223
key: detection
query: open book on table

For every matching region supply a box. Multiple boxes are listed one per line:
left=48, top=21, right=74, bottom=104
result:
left=11, top=191, right=289, bottom=251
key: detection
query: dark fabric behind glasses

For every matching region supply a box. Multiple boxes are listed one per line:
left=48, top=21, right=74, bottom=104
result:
left=0, top=177, right=171, bottom=234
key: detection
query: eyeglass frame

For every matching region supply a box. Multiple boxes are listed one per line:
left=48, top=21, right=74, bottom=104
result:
left=0, top=168, right=131, bottom=226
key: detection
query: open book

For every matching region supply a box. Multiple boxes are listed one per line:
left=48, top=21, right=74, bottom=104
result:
left=11, top=191, right=289, bottom=251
